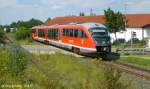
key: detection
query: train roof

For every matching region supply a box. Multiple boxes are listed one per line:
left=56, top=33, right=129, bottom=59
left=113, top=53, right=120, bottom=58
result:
left=32, top=22, right=106, bottom=29
left=80, top=22, right=106, bottom=29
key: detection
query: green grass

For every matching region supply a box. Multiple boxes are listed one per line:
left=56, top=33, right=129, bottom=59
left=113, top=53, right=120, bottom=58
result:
left=25, top=53, right=106, bottom=89
left=24, top=53, right=136, bottom=89
left=142, top=55, right=150, bottom=57
left=121, top=56, right=150, bottom=67
left=0, top=46, right=136, bottom=89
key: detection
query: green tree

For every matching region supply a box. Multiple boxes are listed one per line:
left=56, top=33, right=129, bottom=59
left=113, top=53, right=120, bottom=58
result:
left=10, top=18, right=44, bottom=29
left=10, top=22, right=17, bottom=28
left=14, top=27, right=30, bottom=40
left=104, top=8, right=126, bottom=41
left=79, top=12, right=85, bottom=16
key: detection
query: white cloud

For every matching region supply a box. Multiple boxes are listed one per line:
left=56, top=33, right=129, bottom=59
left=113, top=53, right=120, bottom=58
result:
left=0, top=0, right=150, bottom=25
left=0, top=0, right=17, bottom=8
left=51, top=5, right=62, bottom=9
left=126, top=0, right=150, bottom=13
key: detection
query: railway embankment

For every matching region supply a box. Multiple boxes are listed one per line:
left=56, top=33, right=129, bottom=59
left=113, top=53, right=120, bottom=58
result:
left=3, top=33, right=150, bottom=89
left=21, top=44, right=150, bottom=89
left=0, top=45, right=137, bottom=89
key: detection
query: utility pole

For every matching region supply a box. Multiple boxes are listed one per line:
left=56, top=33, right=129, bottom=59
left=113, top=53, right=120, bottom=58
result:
left=124, top=1, right=133, bottom=49
left=131, top=31, right=133, bottom=48
left=90, top=8, right=93, bottom=16
left=123, top=0, right=127, bottom=49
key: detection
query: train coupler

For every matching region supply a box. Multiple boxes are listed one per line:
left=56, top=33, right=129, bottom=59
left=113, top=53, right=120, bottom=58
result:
left=100, top=52, right=120, bottom=60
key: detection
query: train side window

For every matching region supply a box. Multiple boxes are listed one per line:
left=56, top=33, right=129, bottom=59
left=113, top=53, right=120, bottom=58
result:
left=48, top=29, right=52, bottom=38
left=32, top=29, right=36, bottom=33
left=42, top=30, right=45, bottom=37
left=69, top=29, right=73, bottom=37
left=38, top=29, right=45, bottom=37
left=38, top=30, right=40, bottom=36
left=52, top=29, right=54, bottom=39
left=54, top=29, right=58, bottom=38
left=78, top=30, right=87, bottom=38
left=74, top=29, right=78, bottom=38
left=53, top=29, right=56, bottom=39
left=66, top=29, right=69, bottom=36
left=53, top=29, right=56, bottom=38
left=82, top=31, right=87, bottom=38
left=48, top=29, right=50, bottom=38
left=63, top=29, right=67, bottom=36
left=51, top=29, right=53, bottom=38
left=50, top=29, right=52, bottom=38
left=63, top=29, right=66, bottom=36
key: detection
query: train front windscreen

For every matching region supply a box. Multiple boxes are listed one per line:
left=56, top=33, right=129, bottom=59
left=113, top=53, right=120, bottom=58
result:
left=89, top=27, right=111, bottom=47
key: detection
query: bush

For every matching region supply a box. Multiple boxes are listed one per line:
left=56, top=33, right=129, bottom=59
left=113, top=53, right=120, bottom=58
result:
left=127, top=38, right=140, bottom=44
left=103, top=64, right=127, bottom=89
left=139, top=40, right=146, bottom=46
left=14, top=27, right=30, bottom=40
left=0, top=29, right=5, bottom=44
left=6, top=44, right=28, bottom=77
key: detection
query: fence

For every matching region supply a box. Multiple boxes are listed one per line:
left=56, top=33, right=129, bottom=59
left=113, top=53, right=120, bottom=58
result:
left=112, top=48, right=150, bottom=55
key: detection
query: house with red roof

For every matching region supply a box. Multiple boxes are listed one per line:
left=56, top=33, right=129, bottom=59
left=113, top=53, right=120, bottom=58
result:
left=45, top=14, right=150, bottom=47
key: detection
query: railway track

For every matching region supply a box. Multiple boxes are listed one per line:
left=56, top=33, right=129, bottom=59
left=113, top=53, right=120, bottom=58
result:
left=102, top=60, right=150, bottom=81
left=4, top=33, right=14, bottom=44
left=80, top=56, right=150, bottom=81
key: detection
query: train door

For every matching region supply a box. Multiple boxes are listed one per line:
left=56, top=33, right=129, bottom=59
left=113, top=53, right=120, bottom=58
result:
left=31, top=29, right=38, bottom=38
left=47, top=28, right=59, bottom=41
left=50, top=28, right=58, bottom=41
left=78, top=30, right=88, bottom=47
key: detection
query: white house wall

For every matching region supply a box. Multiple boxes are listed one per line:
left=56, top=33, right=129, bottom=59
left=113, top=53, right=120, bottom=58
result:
left=110, top=32, right=125, bottom=42
left=143, top=26, right=150, bottom=48
left=125, top=28, right=143, bottom=41
left=143, top=26, right=150, bottom=38
left=110, top=28, right=144, bottom=42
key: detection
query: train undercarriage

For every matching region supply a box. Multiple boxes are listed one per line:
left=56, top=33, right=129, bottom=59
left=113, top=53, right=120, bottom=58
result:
left=72, top=46, right=120, bottom=60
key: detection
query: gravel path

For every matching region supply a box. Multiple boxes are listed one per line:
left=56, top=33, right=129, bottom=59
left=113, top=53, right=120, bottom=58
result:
left=21, top=45, right=83, bottom=57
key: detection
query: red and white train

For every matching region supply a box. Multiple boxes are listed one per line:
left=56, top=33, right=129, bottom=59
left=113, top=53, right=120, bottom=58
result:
left=31, top=22, right=111, bottom=59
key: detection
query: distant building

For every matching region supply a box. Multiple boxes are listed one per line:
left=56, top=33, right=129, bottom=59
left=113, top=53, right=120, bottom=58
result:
left=45, top=14, right=150, bottom=47
left=3, top=28, right=8, bottom=32
left=3, top=27, right=17, bottom=32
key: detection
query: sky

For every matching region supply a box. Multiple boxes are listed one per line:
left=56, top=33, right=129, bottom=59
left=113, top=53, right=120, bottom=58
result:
left=0, top=0, right=150, bottom=25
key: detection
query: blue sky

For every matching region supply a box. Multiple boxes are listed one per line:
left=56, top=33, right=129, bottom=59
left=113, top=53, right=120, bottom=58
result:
left=0, top=0, right=150, bottom=25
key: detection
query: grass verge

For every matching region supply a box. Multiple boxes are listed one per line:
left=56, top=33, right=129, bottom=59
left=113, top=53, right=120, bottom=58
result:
left=6, top=33, right=41, bottom=45
left=120, top=56, right=150, bottom=67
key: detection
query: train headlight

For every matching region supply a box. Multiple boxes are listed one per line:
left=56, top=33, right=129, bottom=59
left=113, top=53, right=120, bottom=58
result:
left=102, top=41, right=106, bottom=44
left=106, top=41, right=110, bottom=44
left=103, top=47, right=107, bottom=51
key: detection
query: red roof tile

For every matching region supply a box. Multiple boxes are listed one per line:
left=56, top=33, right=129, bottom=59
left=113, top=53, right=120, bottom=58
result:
left=45, top=14, right=150, bottom=28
